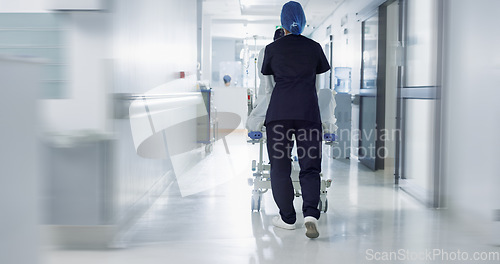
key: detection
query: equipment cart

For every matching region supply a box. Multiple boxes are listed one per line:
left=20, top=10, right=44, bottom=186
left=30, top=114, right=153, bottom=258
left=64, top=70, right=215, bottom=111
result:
left=198, top=84, right=217, bottom=153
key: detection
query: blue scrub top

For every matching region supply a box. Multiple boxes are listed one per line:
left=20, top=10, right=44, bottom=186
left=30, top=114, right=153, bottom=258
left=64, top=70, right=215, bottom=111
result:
left=261, top=34, right=330, bottom=125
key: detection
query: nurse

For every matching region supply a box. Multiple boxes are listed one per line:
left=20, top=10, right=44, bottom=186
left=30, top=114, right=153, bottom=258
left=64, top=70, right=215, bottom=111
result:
left=261, top=1, right=330, bottom=239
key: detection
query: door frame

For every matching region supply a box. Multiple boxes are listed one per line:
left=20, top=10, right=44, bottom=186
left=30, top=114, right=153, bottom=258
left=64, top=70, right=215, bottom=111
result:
left=394, top=0, right=445, bottom=208
left=358, top=1, right=396, bottom=171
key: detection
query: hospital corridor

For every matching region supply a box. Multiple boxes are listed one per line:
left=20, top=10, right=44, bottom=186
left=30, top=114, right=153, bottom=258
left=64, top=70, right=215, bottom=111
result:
left=43, top=132, right=498, bottom=264
left=1, top=0, right=500, bottom=263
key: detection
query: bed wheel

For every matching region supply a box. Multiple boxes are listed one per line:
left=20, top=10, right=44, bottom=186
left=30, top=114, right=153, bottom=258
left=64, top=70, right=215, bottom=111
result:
left=205, top=143, right=213, bottom=153
left=251, top=192, right=262, bottom=212
left=318, top=198, right=328, bottom=213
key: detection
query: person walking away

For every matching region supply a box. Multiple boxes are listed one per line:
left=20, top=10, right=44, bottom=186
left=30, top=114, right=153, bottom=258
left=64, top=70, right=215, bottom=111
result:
left=261, top=1, right=330, bottom=239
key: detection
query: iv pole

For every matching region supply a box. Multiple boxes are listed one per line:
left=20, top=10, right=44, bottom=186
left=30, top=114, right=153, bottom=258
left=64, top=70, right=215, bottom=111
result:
left=253, top=35, right=258, bottom=101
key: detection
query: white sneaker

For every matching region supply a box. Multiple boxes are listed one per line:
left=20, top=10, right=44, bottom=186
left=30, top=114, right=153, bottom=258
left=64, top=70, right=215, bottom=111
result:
left=304, top=216, right=319, bottom=238
left=272, top=216, right=296, bottom=230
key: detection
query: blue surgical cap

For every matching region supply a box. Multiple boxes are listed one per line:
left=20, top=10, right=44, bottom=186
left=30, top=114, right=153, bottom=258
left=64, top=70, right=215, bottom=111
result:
left=280, top=1, right=306, bottom=35
left=223, top=75, right=231, bottom=83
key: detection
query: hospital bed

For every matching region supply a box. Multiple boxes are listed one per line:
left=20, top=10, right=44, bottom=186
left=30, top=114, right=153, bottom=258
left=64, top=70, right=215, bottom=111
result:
left=247, top=128, right=335, bottom=213
left=246, top=66, right=337, bottom=212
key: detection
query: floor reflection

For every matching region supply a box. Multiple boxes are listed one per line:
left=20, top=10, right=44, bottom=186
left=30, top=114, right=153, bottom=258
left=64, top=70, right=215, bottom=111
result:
left=47, top=132, right=500, bottom=264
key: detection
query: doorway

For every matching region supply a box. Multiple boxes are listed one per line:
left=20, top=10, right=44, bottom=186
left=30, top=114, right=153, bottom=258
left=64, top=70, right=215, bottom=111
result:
left=394, top=0, right=444, bottom=207
left=359, top=10, right=381, bottom=171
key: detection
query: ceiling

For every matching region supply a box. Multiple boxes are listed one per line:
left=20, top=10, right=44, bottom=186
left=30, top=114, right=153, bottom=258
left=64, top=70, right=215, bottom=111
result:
left=204, top=0, right=344, bottom=40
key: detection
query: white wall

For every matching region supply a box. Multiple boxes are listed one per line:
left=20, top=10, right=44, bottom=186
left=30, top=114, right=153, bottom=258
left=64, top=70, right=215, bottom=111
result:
left=442, top=0, right=500, bottom=236
left=310, top=0, right=381, bottom=94
left=309, top=0, right=385, bottom=162
left=11, top=0, right=198, bottom=134
left=2, top=0, right=199, bottom=246
left=213, top=86, right=247, bottom=130
left=112, top=0, right=197, bottom=94
left=0, top=57, right=41, bottom=264
left=48, top=0, right=104, bottom=10
left=201, top=14, right=212, bottom=83
left=109, top=0, right=198, bottom=226
left=212, top=37, right=236, bottom=86
left=42, top=12, right=112, bottom=133
left=0, top=2, right=113, bottom=133
left=0, top=0, right=47, bottom=12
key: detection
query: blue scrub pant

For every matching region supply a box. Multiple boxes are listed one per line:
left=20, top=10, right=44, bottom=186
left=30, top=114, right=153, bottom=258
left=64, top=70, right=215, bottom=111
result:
left=266, top=120, right=322, bottom=224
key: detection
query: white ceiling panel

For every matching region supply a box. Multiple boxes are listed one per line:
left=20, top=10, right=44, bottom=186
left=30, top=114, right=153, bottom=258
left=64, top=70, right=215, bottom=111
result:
left=203, top=0, right=241, bottom=15
left=205, top=0, right=344, bottom=40
left=212, top=22, right=278, bottom=39
left=304, top=0, right=343, bottom=29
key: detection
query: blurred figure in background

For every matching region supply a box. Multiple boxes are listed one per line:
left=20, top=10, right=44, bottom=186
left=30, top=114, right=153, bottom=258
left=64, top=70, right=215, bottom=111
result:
left=223, top=75, right=231, bottom=86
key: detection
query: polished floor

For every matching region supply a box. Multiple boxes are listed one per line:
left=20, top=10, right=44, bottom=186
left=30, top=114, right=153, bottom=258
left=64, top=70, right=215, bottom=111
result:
left=46, top=133, right=500, bottom=264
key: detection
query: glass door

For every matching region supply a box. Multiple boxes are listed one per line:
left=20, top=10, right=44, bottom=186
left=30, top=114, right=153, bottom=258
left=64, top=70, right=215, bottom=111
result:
left=359, top=12, right=379, bottom=170
left=395, top=0, right=444, bottom=207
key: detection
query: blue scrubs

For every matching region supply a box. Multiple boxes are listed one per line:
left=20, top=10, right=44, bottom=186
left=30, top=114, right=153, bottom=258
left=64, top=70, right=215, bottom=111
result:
left=262, top=34, right=330, bottom=224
